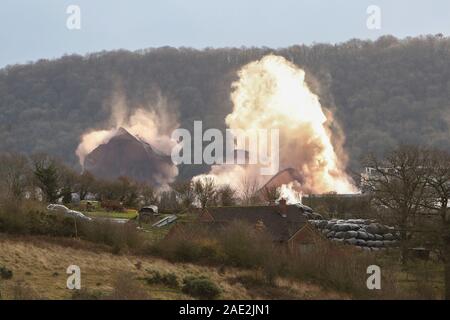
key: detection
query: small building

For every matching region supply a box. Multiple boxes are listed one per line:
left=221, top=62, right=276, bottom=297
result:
left=138, top=205, right=159, bottom=223
left=198, top=199, right=322, bottom=253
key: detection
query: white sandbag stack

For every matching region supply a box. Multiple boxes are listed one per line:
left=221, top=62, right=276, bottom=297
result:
left=308, top=218, right=400, bottom=251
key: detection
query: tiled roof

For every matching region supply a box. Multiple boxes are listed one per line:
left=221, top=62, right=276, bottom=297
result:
left=205, top=205, right=308, bottom=242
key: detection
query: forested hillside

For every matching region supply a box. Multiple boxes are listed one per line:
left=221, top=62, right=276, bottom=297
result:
left=1, top=35, right=450, bottom=174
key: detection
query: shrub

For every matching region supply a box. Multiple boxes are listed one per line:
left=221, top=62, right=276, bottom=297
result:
left=101, top=200, right=124, bottom=212
left=182, top=276, right=221, bottom=299
left=78, top=220, right=143, bottom=254
left=144, top=270, right=179, bottom=288
left=0, top=200, right=76, bottom=237
left=0, top=199, right=144, bottom=254
left=0, top=200, right=35, bottom=234
left=152, top=221, right=402, bottom=298
left=231, top=273, right=271, bottom=289
left=150, top=225, right=222, bottom=263
left=198, top=239, right=225, bottom=262
left=152, top=221, right=271, bottom=267
left=218, top=221, right=272, bottom=268
left=12, top=281, right=40, bottom=300
left=107, top=272, right=151, bottom=300
left=172, top=240, right=203, bottom=262
left=280, top=242, right=402, bottom=298
left=0, top=266, right=13, bottom=279
left=71, top=288, right=104, bottom=300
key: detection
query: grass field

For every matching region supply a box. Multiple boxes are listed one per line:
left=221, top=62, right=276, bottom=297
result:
left=0, top=205, right=443, bottom=300
left=79, top=209, right=186, bottom=244
left=84, top=210, right=138, bottom=220
left=0, top=234, right=346, bottom=300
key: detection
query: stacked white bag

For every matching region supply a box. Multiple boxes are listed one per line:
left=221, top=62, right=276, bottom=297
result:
left=308, top=218, right=400, bottom=251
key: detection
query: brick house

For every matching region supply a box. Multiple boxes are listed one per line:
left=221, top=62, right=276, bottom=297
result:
left=197, top=199, right=323, bottom=252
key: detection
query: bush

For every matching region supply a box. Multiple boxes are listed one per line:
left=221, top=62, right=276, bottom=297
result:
left=107, top=272, right=151, bottom=300
left=101, top=200, right=124, bottom=212
left=144, top=270, right=179, bottom=288
left=0, top=266, right=13, bottom=279
left=78, top=220, right=143, bottom=254
left=182, top=276, right=221, bottom=300
left=0, top=200, right=76, bottom=237
left=218, top=221, right=272, bottom=268
left=0, top=199, right=144, bottom=254
left=152, top=221, right=403, bottom=298
left=150, top=224, right=223, bottom=263
left=172, top=240, right=203, bottom=262
left=151, top=221, right=272, bottom=267
left=71, top=288, right=104, bottom=300
left=11, top=281, right=40, bottom=300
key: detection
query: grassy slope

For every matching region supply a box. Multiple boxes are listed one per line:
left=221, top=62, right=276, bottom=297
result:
left=85, top=211, right=138, bottom=220
left=0, top=234, right=346, bottom=300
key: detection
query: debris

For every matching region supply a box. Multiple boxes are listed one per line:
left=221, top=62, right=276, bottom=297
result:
left=152, top=215, right=178, bottom=228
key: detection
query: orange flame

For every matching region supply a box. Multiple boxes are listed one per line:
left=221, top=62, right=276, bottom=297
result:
left=200, top=54, right=356, bottom=195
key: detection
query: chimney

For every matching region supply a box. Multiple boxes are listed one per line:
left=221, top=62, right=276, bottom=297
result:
left=278, top=198, right=287, bottom=217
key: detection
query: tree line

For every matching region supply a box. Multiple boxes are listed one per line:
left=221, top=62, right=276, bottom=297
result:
left=0, top=152, right=281, bottom=212
left=362, top=145, right=450, bottom=298
left=1, top=146, right=449, bottom=297
left=1, top=35, right=450, bottom=179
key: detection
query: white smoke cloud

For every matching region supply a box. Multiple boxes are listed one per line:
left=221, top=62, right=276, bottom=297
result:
left=277, top=182, right=303, bottom=204
left=76, top=89, right=179, bottom=186
left=196, top=54, right=356, bottom=196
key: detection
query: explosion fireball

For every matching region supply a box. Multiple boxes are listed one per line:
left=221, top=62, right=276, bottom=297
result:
left=200, top=54, right=356, bottom=196
left=76, top=55, right=356, bottom=199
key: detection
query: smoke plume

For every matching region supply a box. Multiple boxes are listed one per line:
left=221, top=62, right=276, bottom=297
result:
left=198, top=54, right=356, bottom=197
left=76, top=90, right=179, bottom=186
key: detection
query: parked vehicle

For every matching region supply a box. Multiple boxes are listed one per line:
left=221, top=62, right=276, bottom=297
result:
left=46, top=204, right=92, bottom=222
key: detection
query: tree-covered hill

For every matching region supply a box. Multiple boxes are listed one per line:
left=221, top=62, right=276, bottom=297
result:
left=1, top=35, right=450, bottom=175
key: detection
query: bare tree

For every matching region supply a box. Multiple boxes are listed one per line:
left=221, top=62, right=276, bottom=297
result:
left=261, top=185, right=280, bottom=204
left=361, top=145, right=431, bottom=263
left=240, top=176, right=261, bottom=206
left=217, top=185, right=237, bottom=207
left=0, top=153, right=31, bottom=201
left=158, top=190, right=178, bottom=212
left=116, top=176, right=139, bottom=208
left=193, top=177, right=217, bottom=209
left=426, top=149, right=450, bottom=299
left=426, top=149, right=450, bottom=221
left=76, top=171, right=96, bottom=201
left=138, top=183, right=158, bottom=206
left=171, top=180, right=195, bottom=211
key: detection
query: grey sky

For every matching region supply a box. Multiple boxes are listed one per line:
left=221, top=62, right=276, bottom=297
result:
left=1, top=0, right=449, bottom=68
